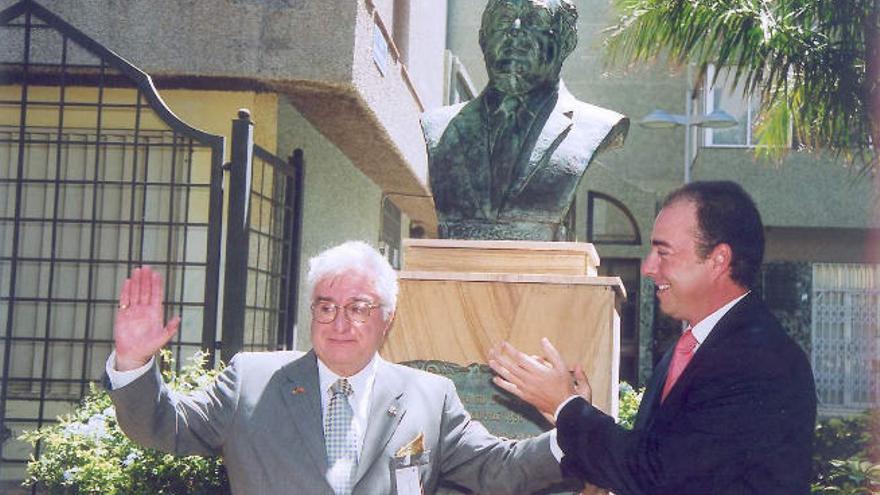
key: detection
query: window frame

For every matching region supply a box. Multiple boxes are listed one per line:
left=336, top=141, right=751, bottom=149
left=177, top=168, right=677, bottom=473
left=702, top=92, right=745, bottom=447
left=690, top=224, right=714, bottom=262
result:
left=703, top=64, right=762, bottom=149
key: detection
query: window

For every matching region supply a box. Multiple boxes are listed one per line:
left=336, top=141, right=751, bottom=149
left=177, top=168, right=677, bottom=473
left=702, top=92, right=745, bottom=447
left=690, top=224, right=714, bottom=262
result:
left=704, top=65, right=762, bottom=147
left=444, top=51, right=477, bottom=105
left=392, top=0, right=410, bottom=66
left=379, top=196, right=402, bottom=269
left=586, top=191, right=641, bottom=245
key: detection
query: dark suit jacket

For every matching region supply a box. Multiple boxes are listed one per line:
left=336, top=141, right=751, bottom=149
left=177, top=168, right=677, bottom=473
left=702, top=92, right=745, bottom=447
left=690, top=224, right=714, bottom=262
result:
left=556, top=293, right=817, bottom=494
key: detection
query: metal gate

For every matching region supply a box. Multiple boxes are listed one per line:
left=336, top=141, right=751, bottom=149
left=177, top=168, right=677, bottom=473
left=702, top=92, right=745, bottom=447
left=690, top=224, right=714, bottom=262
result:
left=812, top=263, right=880, bottom=416
left=0, top=1, right=304, bottom=483
left=221, top=110, right=304, bottom=364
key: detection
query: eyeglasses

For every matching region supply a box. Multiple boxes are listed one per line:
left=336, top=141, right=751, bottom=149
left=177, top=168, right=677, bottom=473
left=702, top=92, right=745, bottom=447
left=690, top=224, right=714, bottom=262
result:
left=311, top=300, right=382, bottom=324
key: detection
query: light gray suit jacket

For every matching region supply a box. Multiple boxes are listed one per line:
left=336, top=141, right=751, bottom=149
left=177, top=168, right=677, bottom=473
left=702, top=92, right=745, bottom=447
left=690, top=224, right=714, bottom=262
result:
left=108, top=350, right=565, bottom=494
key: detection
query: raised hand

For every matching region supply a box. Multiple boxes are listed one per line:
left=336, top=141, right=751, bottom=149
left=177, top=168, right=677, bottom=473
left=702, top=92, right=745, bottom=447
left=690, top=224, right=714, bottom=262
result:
left=113, top=266, right=180, bottom=371
left=488, top=338, right=592, bottom=418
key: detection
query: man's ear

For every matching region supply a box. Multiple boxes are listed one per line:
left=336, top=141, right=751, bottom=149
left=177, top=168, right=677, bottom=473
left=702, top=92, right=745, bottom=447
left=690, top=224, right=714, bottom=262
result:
left=383, top=310, right=397, bottom=336
left=710, top=243, right=733, bottom=274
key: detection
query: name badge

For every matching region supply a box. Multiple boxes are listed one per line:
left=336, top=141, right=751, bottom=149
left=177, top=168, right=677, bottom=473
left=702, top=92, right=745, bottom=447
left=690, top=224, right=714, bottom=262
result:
left=391, top=450, right=430, bottom=495
left=394, top=465, right=420, bottom=495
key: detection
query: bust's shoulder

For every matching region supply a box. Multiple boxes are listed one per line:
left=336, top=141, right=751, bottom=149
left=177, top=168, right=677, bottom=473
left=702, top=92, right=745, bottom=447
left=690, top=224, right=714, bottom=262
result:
left=422, top=100, right=470, bottom=123
left=556, top=82, right=630, bottom=151
left=558, top=84, right=626, bottom=127
left=420, top=99, right=479, bottom=146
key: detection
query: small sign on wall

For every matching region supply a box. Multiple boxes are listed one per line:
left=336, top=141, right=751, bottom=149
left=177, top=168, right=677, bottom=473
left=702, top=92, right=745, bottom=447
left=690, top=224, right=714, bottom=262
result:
left=373, top=19, right=388, bottom=76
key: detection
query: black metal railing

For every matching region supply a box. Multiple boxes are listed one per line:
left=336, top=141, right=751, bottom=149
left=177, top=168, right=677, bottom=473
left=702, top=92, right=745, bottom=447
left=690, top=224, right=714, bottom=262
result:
left=0, top=1, right=307, bottom=484
left=0, top=0, right=225, bottom=481
left=221, top=110, right=303, bottom=363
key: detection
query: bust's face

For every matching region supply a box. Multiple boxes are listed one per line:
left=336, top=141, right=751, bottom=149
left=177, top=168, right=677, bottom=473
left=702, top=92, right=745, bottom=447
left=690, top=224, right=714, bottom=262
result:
left=480, top=0, right=570, bottom=95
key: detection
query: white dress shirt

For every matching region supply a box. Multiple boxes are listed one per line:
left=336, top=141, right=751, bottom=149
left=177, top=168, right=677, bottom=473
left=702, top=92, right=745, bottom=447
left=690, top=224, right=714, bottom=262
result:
left=105, top=351, right=154, bottom=389
left=317, top=354, right=379, bottom=460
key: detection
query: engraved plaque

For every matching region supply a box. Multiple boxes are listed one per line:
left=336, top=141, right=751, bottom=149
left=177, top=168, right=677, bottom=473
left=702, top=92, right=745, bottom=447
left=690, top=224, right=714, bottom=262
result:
left=402, top=360, right=584, bottom=494
left=401, top=360, right=549, bottom=439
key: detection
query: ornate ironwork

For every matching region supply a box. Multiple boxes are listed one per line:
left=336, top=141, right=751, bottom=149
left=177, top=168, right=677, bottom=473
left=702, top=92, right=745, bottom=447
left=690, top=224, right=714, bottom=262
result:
left=0, top=0, right=225, bottom=480
left=811, top=264, right=879, bottom=415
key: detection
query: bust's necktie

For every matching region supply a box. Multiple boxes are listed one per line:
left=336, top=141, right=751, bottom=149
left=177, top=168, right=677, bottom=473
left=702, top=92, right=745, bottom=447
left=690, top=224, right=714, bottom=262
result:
left=661, top=328, right=698, bottom=402
left=489, top=96, right=532, bottom=211
left=325, top=378, right=357, bottom=495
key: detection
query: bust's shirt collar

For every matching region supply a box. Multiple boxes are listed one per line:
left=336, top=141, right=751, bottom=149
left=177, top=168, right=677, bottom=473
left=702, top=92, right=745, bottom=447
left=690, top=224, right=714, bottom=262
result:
left=482, top=82, right=558, bottom=119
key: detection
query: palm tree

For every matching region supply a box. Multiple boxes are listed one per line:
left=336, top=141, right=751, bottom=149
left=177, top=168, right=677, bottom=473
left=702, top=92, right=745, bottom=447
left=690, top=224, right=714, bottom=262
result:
left=603, top=0, right=879, bottom=173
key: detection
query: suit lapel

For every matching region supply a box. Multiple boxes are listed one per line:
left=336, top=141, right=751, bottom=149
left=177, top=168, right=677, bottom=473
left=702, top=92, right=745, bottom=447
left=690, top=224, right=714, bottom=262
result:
left=697, top=292, right=759, bottom=352
left=508, top=92, right=571, bottom=202
left=442, top=102, right=491, bottom=217
left=636, top=348, right=673, bottom=430
left=654, top=293, right=759, bottom=409
left=279, top=350, right=328, bottom=476
left=354, top=362, right=406, bottom=484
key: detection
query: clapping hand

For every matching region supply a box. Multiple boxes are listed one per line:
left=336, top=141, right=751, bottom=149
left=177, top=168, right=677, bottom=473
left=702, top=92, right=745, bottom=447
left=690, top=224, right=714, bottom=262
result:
left=488, top=338, right=592, bottom=420
left=113, top=266, right=180, bottom=371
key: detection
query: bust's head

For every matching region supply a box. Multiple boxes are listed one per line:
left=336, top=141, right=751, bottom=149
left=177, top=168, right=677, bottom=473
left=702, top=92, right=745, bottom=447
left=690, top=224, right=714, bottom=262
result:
left=479, top=0, right=578, bottom=95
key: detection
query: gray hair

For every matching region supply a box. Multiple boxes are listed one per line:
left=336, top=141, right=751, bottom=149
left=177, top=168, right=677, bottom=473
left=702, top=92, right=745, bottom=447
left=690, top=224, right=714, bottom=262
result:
left=306, top=241, right=398, bottom=320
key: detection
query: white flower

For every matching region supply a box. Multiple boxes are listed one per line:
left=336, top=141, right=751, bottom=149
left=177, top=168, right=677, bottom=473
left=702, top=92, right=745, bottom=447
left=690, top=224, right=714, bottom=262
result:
left=62, top=424, right=78, bottom=436
left=123, top=452, right=140, bottom=466
left=62, top=467, right=79, bottom=481
left=63, top=414, right=110, bottom=440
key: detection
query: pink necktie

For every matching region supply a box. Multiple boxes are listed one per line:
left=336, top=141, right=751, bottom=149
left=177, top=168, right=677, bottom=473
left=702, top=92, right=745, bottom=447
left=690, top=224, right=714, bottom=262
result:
left=661, top=328, right=698, bottom=402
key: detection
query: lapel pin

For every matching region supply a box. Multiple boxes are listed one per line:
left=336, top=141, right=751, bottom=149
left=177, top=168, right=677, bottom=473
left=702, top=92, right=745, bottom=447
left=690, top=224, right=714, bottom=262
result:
left=292, top=386, right=305, bottom=395
left=387, top=406, right=398, bottom=416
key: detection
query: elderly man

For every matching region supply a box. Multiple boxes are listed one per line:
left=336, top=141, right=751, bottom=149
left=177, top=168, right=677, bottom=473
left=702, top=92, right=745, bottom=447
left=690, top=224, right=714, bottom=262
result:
left=106, top=241, right=566, bottom=494
left=490, top=181, right=817, bottom=494
left=422, top=0, right=628, bottom=241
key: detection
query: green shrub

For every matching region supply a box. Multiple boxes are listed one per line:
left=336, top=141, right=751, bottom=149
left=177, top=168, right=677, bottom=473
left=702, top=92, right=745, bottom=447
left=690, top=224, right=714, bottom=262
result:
left=810, top=457, right=880, bottom=494
left=812, top=411, right=879, bottom=494
left=20, top=350, right=231, bottom=495
left=814, top=413, right=873, bottom=475
left=617, top=381, right=644, bottom=430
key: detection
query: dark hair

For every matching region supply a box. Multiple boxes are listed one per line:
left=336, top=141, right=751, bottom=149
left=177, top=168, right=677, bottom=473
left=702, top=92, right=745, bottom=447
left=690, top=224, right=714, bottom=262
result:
left=662, top=181, right=764, bottom=289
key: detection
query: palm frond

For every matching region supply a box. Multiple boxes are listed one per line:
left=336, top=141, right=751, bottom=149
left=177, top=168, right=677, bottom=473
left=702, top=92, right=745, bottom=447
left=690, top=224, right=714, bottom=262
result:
left=604, top=0, right=878, bottom=173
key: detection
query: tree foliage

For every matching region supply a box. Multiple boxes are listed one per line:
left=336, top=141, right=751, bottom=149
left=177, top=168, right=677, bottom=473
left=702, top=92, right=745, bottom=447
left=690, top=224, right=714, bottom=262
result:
left=604, top=0, right=879, bottom=170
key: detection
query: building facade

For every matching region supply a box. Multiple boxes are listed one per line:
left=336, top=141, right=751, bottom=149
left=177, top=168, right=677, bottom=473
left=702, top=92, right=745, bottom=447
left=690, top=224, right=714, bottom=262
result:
left=1, top=0, right=877, bottom=487
left=0, top=0, right=448, bottom=484
left=447, top=0, right=878, bottom=414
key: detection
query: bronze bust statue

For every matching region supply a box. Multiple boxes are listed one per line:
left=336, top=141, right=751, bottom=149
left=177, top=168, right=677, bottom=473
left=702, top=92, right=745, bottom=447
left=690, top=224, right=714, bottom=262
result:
left=421, top=0, right=629, bottom=241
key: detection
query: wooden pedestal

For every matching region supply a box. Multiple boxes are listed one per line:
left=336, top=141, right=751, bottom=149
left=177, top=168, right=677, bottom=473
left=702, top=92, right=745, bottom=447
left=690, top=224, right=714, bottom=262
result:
left=402, top=238, right=600, bottom=276
left=381, top=240, right=622, bottom=494
left=381, top=238, right=624, bottom=419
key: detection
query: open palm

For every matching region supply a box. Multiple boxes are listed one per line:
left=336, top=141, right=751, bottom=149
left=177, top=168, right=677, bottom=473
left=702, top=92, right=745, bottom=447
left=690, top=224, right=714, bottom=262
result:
left=113, top=266, right=180, bottom=371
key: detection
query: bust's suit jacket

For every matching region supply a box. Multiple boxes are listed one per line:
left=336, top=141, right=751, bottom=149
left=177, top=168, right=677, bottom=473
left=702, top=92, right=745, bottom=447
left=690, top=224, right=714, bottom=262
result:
left=556, top=293, right=817, bottom=494
left=108, top=350, right=563, bottom=494
left=421, top=82, right=628, bottom=240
